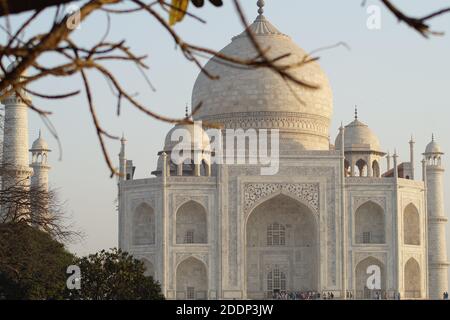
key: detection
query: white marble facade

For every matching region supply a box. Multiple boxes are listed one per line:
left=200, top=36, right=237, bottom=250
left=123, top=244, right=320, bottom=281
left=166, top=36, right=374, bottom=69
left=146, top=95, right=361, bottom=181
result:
left=118, top=8, right=448, bottom=300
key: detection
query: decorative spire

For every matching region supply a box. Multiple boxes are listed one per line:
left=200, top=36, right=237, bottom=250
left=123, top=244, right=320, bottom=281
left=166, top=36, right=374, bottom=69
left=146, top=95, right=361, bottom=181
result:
left=233, top=1, right=285, bottom=40
left=386, top=150, right=391, bottom=170
left=185, top=103, right=189, bottom=118
left=354, top=105, right=358, bottom=120
left=432, top=133, right=435, bottom=142
left=257, top=0, right=265, bottom=16
left=393, top=149, right=399, bottom=179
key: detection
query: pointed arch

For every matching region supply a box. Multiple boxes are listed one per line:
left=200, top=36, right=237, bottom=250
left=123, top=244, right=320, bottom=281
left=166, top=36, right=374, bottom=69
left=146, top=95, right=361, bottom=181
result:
left=404, top=258, right=421, bottom=298
left=344, top=159, right=351, bottom=177
left=403, top=203, right=420, bottom=246
left=355, top=256, right=386, bottom=299
left=200, top=159, right=210, bottom=177
left=372, top=160, right=380, bottom=177
left=245, top=189, right=319, bottom=221
left=132, top=203, right=155, bottom=245
left=246, top=194, right=318, bottom=299
left=355, top=201, right=385, bottom=244
left=355, top=159, right=368, bottom=177
left=176, top=257, right=208, bottom=300
left=176, top=200, right=207, bottom=244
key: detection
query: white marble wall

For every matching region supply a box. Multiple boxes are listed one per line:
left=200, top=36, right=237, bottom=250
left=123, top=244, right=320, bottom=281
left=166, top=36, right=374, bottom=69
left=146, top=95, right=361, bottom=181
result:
left=119, top=155, right=434, bottom=299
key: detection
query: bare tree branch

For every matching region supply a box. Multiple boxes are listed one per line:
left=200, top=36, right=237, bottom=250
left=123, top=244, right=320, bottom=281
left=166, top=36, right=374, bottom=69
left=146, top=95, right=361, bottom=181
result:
left=0, top=0, right=448, bottom=176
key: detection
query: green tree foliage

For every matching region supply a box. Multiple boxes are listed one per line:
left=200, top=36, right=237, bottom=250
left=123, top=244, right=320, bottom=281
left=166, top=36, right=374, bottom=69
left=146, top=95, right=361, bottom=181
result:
left=68, top=248, right=164, bottom=300
left=0, top=222, right=74, bottom=299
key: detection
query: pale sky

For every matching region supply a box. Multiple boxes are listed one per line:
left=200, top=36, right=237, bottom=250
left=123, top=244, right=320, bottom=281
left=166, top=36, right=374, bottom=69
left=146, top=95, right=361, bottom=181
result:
left=5, top=0, right=450, bottom=277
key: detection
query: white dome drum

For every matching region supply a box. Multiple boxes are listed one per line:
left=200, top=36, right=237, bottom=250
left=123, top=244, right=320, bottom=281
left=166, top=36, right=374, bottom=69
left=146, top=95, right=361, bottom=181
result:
left=335, top=118, right=382, bottom=154
left=191, top=14, right=333, bottom=151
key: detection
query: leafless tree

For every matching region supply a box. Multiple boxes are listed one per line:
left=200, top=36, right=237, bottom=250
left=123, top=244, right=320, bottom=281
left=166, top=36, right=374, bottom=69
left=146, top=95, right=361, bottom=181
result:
left=0, top=0, right=448, bottom=177
left=0, top=179, right=80, bottom=242
left=0, top=113, right=80, bottom=242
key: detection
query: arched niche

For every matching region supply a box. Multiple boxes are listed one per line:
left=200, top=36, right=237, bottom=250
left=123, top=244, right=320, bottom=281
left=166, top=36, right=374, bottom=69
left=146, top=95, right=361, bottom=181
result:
left=403, top=204, right=420, bottom=246
left=176, top=257, right=208, bottom=300
left=246, top=194, right=318, bottom=299
left=355, top=256, right=386, bottom=299
left=176, top=201, right=207, bottom=244
left=355, top=201, right=385, bottom=244
left=132, top=203, right=155, bottom=245
left=404, top=258, right=421, bottom=299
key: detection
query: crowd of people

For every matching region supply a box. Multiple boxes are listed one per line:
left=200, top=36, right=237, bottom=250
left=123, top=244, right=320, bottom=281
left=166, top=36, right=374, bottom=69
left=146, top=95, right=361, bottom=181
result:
left=270, top=291, right=335, bottom=300
left=269, top=290, right=450, bottom=300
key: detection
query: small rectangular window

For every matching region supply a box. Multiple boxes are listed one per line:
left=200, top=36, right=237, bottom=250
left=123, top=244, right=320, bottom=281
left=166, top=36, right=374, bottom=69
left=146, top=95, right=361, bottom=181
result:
left=187, top=287, right=195, bottom=300
left=363, top=232, right=371, bottom=244
left=184, top=230, right=194, bottom=244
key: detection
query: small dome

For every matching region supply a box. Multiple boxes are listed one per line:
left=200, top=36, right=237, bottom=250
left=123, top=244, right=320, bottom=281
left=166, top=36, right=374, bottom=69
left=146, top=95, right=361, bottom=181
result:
left=425, top=136, right=443, bottom=154
left=335, top=118, right=382, bottom=153
left=154, top=122, right=211, bottom=175
left=163, top=122, right=210, bottom=152
left=30, top=131, right=50, bottom=151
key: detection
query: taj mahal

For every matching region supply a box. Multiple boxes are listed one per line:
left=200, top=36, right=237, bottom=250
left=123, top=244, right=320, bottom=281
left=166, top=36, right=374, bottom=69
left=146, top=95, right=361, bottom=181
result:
left=115, top=3, right=449, bottom=299
left=0, top=2, right=447, bottom=302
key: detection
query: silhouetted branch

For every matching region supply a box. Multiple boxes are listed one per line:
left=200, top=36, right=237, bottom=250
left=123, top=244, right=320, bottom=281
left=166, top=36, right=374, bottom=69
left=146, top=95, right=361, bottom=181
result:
left=0, top=0, right=448, bottom=176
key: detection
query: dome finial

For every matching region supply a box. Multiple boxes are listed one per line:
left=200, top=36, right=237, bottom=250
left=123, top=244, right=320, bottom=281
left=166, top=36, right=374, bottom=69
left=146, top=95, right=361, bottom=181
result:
left=354, top=105, right=358, bottom=120
left=257, top=0, right=265, bottom=16
left=185, top=103, right=189, bottom=118
left=38, top=128, right=42, bottom=139
left=432, top=133, right=435, bottom=141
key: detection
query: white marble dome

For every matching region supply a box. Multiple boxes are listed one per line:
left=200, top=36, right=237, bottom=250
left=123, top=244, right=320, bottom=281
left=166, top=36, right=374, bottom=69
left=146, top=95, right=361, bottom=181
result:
left=163, top=122, right=210, bottom=152
left=155, top=122, right=211, bottom=175
left=191, top=14, right=333, bottom=150
left=425, top=136, right=443, bottom=154
left=30, top=131, right=50, bottom=151
left=335, top=118, right=382, bottom=153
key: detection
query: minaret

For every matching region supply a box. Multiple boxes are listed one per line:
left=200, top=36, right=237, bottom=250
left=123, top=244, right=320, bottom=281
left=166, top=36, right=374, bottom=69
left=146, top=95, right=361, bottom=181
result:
left=119, top=134, right=127, bottom=181
left=29, top=130, right=51, bottom=191
left=423, top=135, right=449, bottom=299
left=1, top=63, right=33, bottom=190
left=409, top=135, right=415, bottom=180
